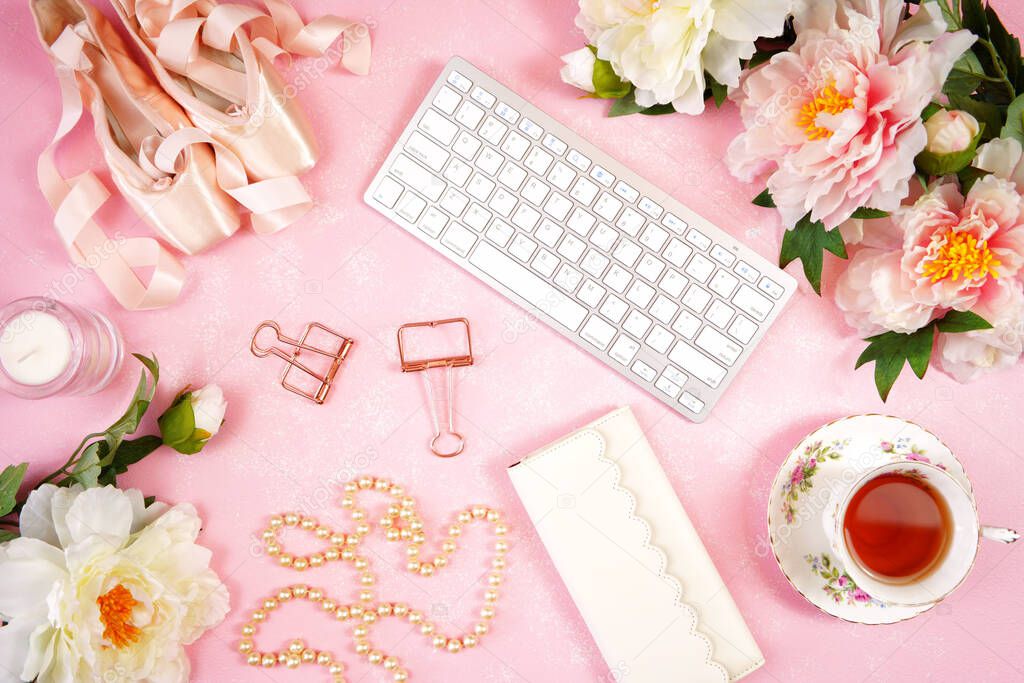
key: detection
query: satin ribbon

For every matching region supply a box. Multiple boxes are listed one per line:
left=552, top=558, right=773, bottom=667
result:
left=38, top=27, right=185, bottom=311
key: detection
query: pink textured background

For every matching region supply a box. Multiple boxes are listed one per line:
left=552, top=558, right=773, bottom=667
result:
left=2, top=1, right=1023, bottom=681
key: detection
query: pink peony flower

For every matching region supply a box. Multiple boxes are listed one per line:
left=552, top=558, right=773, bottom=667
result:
left=726, top=0, right=974, bottom=228
left=834, top=246, right=936, bottom=335
left=938, top=279, right=1024, bottom=382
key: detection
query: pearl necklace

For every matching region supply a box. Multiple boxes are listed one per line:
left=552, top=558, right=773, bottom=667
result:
left=237, top=476, right=509, bottom=682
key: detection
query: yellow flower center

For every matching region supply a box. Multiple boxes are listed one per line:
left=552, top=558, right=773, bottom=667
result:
left=97, top=584, right=141, bottom=649
left=797, top=82, right=854, bottom=140
left=921, top=229, right=1001, bottom=282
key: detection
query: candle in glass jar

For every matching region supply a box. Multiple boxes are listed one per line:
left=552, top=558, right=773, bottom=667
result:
left=0, top=310, right=74, bottom=385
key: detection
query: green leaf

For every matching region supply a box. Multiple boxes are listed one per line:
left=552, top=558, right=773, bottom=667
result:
left=143, top=495, right=156, bottom=507
left=607, top=89, right=676, bottom=117
left=0, top=529, right=18, bottom=543
left=1001, top=94, right=1024, bottom=144
left=914, top=124, right=983, bottom=176
left=0, top=463, right=28, bottom=517
left=958, top=165, right=989, bottom=192
left=922, top=102, right=943, bottom=121
left=943, top=49, right=986, bottom=97
left=985, top=5, right=1021, bottom=91
left=779, top=214, right=848, bottom=295
left=97, top=435, right=164, bottom=487
left=752, top=188, right=775, bottom=208
left=855, top=326, right=936, bottom=401
left=849, top=207, right=890, bottom=219
left=72, top=442, right=103, bottom=488
left=706, top=73, right=728, bottom=107
left=101, top=355, right=159, bottom=456
left=946, top=94, right=1002, bottom=142
left=938, top=0, right=963, bottom=31
left=590, top=48, right=631, bottom=100
left=935, top=309, right=994, bottom=333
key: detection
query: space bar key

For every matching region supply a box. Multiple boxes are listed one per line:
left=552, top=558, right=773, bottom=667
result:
left=469, top=243, right=588, bottom=331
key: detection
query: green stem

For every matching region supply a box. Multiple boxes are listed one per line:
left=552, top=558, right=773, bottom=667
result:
left=35, top=432, right=104, bottom=486
left=978, top=38, right=1016, bottom=98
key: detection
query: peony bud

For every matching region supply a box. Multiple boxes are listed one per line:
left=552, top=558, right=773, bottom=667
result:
left=158, top=384, right=227, bottom=454
left=559, top=47, right=596, bottom=93
left=924, top=110, right=980, bottom=155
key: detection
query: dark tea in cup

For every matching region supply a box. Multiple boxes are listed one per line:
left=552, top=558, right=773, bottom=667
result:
left=842, top=472, right=952, bottom=583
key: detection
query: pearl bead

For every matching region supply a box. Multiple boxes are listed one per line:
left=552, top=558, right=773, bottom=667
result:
left=269, top=516, right=284, bottom=528
left=350, top=605, right=364, bottom=617
left=400, top=497, right=415, bottom=508
left=412, top=532, right=426, bottom=544
left=341, top=549, right=356, bottom=561
left=286, top=655, right=301, bottom=669
left=329, top=662, right=346, bottom=675
left=340, top=496, right=355, bottom=509
left=383, top=656, right=399, bottom=670
left=368, top=650, right=384, bottom=664
left=317, top=652, right=332, bottom=665
left=448, top=525, right=462, bottom=537
left=400, top=528, right=413, bottom=540
left=288, top=639, right=305, bottom=654
left=354, top=557, right=369, bottom=570
left=325, top=548, right=340, bottom=561
left=406, top=546, right=419, bottom=557
left=241, top=623, right=256, bottom=636
left=300, top=517, right=317, bottom=531
left=308, top=588, right=324, bottom=601
left=360, top=589, right=375, bottom=602
left=442, top=540, right=457, bottom=553
left=432, top=635, right=447, bottom=649
left=472, top=506, right=487, bottom=519
left=263, top=598, right=278, bottom=610
left=292, top=584, right=308, bottom=597
left=394, top=670, right=408, bottom=682
left=330, top=532, right=347, bottom=545
left=485, top=589, right=499, bottom=602
left=357, top=477, right=374, bottom=489
left=462, top=634, right=478, bottom=648
left=377, top=603, right=393, bottom=616
left=433, top=556, right=447, bottom=568
left=251, top=610, right=266, bottom=622
left=446, top=639, right=462, bottom=653
left=302, top=649, right=317, bottom=663
left=375, top=479, right=391, bottom=491
left=276, top=589, right=292, bottom=602
left=284, top=513, right=300, bottom=526
left=495, top=540, right=509, bottom=553
left=486, top=510, right=500, bottom=522
left=474, top=622, right=489, bottom=636
left=266, top=544, right=280, bottom=556
left=494, top=524, right=508, bottom=535
left=309, top=554, right=325, bottom=568
left=386, top=528, right=400, bottom=541
left=390, top=485, right=404, bottom=496
left=492, top=557, right=506, bottom=570
left=393, top=603, right=409, bottom=616
left=480, top=606, right=495, bottom=619
left=353, top=625, right=368, bottom=638
left=343, top=482, right=358, bottom=493
left=351, top=509, right=365, bottom=521
left=457, top=511, right=472, bottom=523
left=487, top=573, right=502, bottom=586
left=261, top=653, right=277, bottom=667
left=321, top=599, right=337, bottom=611
left=262, top=529, right=276, bottom=540
left=399, top=508, right=413, bottom=520
left=355, top=640, right=370, bottom=655
left=418, top=564, right=434, bottom=577
left=278, top=555, right=294, bottom=567
left=278, top=652, right=289, bottom=664
left=246, top=652, right=261, bottom=666
left=362, top=611, right=377, bottom=624
left=335, top=607, right=350, bottom=620
left=238, top=639, right=254, bottom=653
left=420, top=622, right=435, bottom=635
left=316, top=526, right=332, bottom=538
left=293, top=558, right=309, bottom=571
left=407, top=561, right=421, bottom=572
left=407, top=610, right=423, bottom=624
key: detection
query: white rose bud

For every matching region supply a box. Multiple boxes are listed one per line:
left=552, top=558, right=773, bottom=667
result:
left=924, top=110, right=980, bottom=155
left=560, top=47, right=596, bottom=93
left=158, top=384, right=227, bottom=454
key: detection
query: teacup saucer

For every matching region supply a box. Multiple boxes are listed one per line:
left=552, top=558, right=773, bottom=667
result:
left=766, top=414, right=974, bottom=624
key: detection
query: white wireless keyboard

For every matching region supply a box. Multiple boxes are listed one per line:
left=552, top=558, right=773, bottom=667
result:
left=364, top=57, right=797, bottom=422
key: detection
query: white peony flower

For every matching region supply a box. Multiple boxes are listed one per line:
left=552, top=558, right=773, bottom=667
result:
left=190, top=384, right=227, bottom=436
left=938, top=281, right=1024, bottom=382
left=924, top=109, right=980, bottom=155
left=567, top=0, right=792, bottom=113
left=0, top=485, right=229, bottom=683
left=560, top=47, right=597, bottom=92
left=158, top=383, right=227, bottom=454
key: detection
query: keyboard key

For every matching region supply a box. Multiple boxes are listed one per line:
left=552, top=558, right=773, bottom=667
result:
left=489, top=188, right=517, bottom=217
left=443, top=158, right=472, bottom=186
left=728, top=315, right=758, bottom=344
left=566, top=208, right=596, bottom=236
left=663, top=239, right=693, bottom=267
left=494, top=101, right=520, bottom=124
left=432, top=86, right=462, bottom=114
left=441, top=223, right=477, bottom=256
left=554, top=264, right=583, bottom=292
left=446, top=70, right=472, bottom=92
left=479, top=116, right=508, bottom=145
left=603, top=264, right=632, bottom=293
left=475, top=148, right=504, bottom=176
left=455, top=101, right=485, bottom=130
left=509, top=234, right=537, bottom=262
left=543, top=134, right=568, bottom=156
left=419, top=207, right=448, bottom=237
left=600, top=294, right=629, bottom=323
left=682, top=284, right=712, bottom=313
left=532, top=249, right=559, bottom=277
left=548, top=162, right=576, bottom=191
left=536, top=219, right=563, bottom=247
left=466, top=174, right=496, bottom=202
left=497, top=162, right=528, bottom=191
left=705, top=300, right=735, bottom=329
left=662, top=212, right=687, bottom=234
left=463, top=203, right=492, bottom=231
left=636, top=254, right=665, bottom=282
left=616, top=208, right=645, bottom=236
left=405, top=131, right=449, bottom=172
left=658, top=269, right=687, bottom=297
left=578, top=279, right=606, bottom=307
left=649, top=295, right=678, bottom=324
left=625, top=280, right=655, bottom=308
left=580, top=316, right=616, bottom=350
left=558, top=234, right=587, bottom=262
left=396, top=192, right=426, bottom=223
left=708, top=270, right=739, bottom=298
left=671, top=310, right=702, bottom=339
left=418, top=110, right=459, bottom=145
left=646, top=325, right=674, bottom=354
left=589, top=165, right=614, bottom=188
left=612, top=239, right=643, bottom=267
left=518, top=117, right=543, bottom=140
left=684, top=254, right=716, bottom=283
left=470, top=242, right=587, bottom=331
left=501, top=132, right=531, bottom=160
left=589, top=223, right=618, bottom=251
left=390, top=155, right=446, bottom=201
left=623, top=310, right=652, bottom=339
left=522, top=177, right=550, bottom=205
left=734, top=260, right=760, bottom=283
left=371, top=176, right=403, bottom=208
left=486, top=219, right=514, bottom=247
left=440, top=188, right=470, bottom=217
left=524, top=147, right=554, bottom=175
left=613, top=181, right=640, bottom=203
left=570, top=177, right=600, bottom=206
left=471, top=86, right=496, bottom=108
left=655, top=374, right=681, bottom=398
left=678, top=391, right=705, bottom=413
left=510, top=204, right=541, bottom=232
left=581, top=250, right=610, bottom=277
left=452, top=131, right=482, bottom=159
left=631, top=359, right=657, bottom=382
left=710, top=244, right=736, bottom=266
left=639, top=224, right=669, bottom=252
left=758, top=276, right=786, bottom=299
left=668, top=341, right=727, bottom=388
left=543, top=193, right=573, bottom=221
left=594, top=194, right=623, bottom=221
left=733, top=285, right=773, bottom=321
left=566, top=149, right=591, bottom=171
left=662, top=365, right=687, bottom=387
left=638, top=197, right=663, bottom=218
left=696, top=326, right=743, bottom=366
left=609, top=335, right=640, bottom=365
left=685, top=228, right=713, bottom=251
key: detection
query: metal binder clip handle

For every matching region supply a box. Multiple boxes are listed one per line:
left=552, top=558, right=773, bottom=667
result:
left=423, top=365, right=465, bottom=458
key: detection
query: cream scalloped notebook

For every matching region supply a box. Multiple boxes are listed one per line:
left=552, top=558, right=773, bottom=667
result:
left=508, top=407, right=764, bottom=682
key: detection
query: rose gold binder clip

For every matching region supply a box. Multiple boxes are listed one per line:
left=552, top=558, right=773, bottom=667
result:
left=250, top=320, right=354, bottom=404
left=397, top=317, right=474, bottom=458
